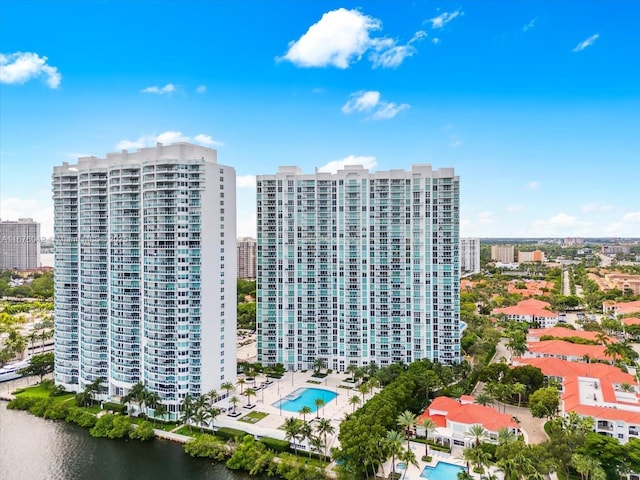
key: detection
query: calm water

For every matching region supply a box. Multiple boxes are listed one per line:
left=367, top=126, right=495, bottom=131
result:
left=0, top=402, right=263, bottom=480
left=273, top=387, right=338, bottom=413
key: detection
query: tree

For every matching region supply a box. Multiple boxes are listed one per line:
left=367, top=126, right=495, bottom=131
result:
left=385, top=430, right=404, bottom=480
left=220, top=381, right=235, bottom=403
left=180, top=394, right=196, bottom=432
left=398, top=446, right=419, bottom=480
left=420, top=417, right=437, bottom=457
left=236, top=378, right=246, bottom=395
left=298, top=405, right=312, bottom=423
left=474, top=392, right=494, bottom=407
left=396, top=410, right=417, bottom=450
left=122, top=382, right=149, bottom=416
left=193, top=407, right=211, bottom=433
left=206, top=389, right=218, bottom=407
left=465, top=424, right=489, bottom=449
left=155, top=403, right=168, bottom=424
left=312, top=357, right=326, bottom=375
left=244, top=387, right=256, bottom=407
left=284, top=417, right=303, bottom=456
left=18, top=351, right=53, bottom=381
left=529, top=387, right=559, bottom=420
left=357, top=382, right=371, bottom=403
left=315, top=418, right=335, bottom=461
left=348, top=395, right=361, bottom=413
left=229, top=395, right=240, bottom=414
left=512, top=382, right=526, bottom=409
left=314, top=398, right=326, bottom=419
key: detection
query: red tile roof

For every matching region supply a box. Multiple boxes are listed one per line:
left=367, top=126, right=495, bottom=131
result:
left=419, top=396, right=518, bottom=432
left=604, top=300, right=640, bottom=315
left=512, top=357, right=634, bottom=384
left=623, top=317, right=640, bottom=326
left=528, top=327, right=616, bottom=343
left=526, top=340, right=609, bottom=361
left=493, top=298, right=557, bottom=318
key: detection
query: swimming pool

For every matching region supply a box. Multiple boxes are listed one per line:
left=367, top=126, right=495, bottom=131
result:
left=420, top=461, right=465, bottom=479
left=273, top=387, right=337, bottom=413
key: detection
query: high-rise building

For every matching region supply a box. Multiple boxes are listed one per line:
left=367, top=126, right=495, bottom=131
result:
left=237, top=237, right=257, bottom=280
left=460, top=237, right=480, bottom=276
left=0, top=218, right=41, bottom=270
left=52, top=143, right=236, bottom=416
left=256, top=164, right=460, bottom=372
left=491, top=245, right=514, bottom=264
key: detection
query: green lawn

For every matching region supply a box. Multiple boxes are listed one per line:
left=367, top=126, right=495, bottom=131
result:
left=14, top=384, right=75, bottom=402
left=279, top=451, right=328, bottom=468
left=238, top=410, right=268, bottom=424
left=175, top=425, right=215, bottom=438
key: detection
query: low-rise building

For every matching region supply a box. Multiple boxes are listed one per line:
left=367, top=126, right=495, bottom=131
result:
left=492, top=298, right=559, bottom=328
left=604, top=300, right=640, bottom=316
left=418, top=396, right=520, bottom=449
left=527, top=326, right=616, bottom=344
left=517, top=250, right=546, bottom=263
left=523, top=339, right=610, bottom=363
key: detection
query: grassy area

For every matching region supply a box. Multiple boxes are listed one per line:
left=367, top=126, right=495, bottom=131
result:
left=306, top=380, right=322, bottom=385
left=279, top=451, right=328, bottom=468
left=14, top=384, right=75, bottom=402
left=175, top=425, right=216, bottom=438
left=238, top=410, right=268, bottom=424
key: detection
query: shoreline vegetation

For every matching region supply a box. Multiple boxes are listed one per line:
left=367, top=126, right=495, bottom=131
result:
left=4, top=382, right=329, bottom=480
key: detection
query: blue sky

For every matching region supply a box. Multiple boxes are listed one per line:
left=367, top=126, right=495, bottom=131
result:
left=1, top=0, right=639, bottom=239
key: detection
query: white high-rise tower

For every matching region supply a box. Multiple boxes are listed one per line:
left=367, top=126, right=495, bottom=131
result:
left=52, top=143, right=236, bottom=416
left=256, top=164, right=460, bottom=372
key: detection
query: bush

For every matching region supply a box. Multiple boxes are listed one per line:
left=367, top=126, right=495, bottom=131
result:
left=7, top=396, right=38, bottom=411
left=129, top=420, right=154, bottom=441
left=29, top=398, right=55, bottom=417
left=65, top=407, right=97, bottom=428
left=260, top=437, right=291, bottom=453
left=90, top=414, right=132, bottom=439
left=184, top=434, right=228, bottom=461
left=422, top=455, right=432, bottom=462
left=216, top=427, right=249, bottom=441
left=42, top=401, right=69, bottom=420
left=103, top=401, right=127, bottom=414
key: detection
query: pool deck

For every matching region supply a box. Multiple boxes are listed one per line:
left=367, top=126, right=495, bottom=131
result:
left=209, top=370, right=366, bottom=454
left=381, top=441, right=469, bottom=479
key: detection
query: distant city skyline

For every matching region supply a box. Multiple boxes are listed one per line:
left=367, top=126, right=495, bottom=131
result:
left=1, top=1, right=639, bottom=238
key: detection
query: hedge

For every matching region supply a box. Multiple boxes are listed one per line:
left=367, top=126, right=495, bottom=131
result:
left=260, top=437, right=291, bottom=452
left=103, top=401, right=127, bottom=414
left=216, top=427, right=249, bottom=441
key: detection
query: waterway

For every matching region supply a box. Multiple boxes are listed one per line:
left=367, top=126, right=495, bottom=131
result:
left=0, top=402, right=263, bottom=480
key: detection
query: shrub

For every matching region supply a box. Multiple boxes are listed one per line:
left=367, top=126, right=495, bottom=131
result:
left=90, top=414, right=132, bottom=439
left=184, top=434, right=228, bottom=461
left=103, top=401, right=127, bottom=414
left=66, top=407, right=97, bottom=428
left=7, top=396, right=38, bottom=411
left=29, top=398, right=55, bottom=417
left=260, top=437, right=291, bottom=453
left=42, top=401, right=69, bottom=420
left=216, top=427, right=249, bottom=441
left=129, top=420, right=154, bottom=441
left=422, top=455, right=432, bottom=462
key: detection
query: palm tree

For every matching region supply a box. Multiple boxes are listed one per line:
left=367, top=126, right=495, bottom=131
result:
left=385, top=430, right=404, bottom=480
left=348, top=395, right=361, bottom=413
left=155, top=403, right=168, bottom=424
left=496, top=427, right=517, bottom=446
left=39, top=329, right=53, bottom=354
left=207, top=406, right=221, bottom=430
left=312, top=357, right=326, bottom=375
left=145, top=391, right=160, bottom=423
left=315, top=418, right=335, bottom=461
left=457, top=471, right=474, bottom=480
left=220, top=381, right=234, bottom=402
left=314, top=398, right=326, bottom=419
left=236, top=377, right=246, bottom=395
left=300, top=421, right=315, bottom=458
left=284, top=417, right=303, bottom=456
left=298, top=405, right=312, bottom=423
left=512, top=382, right=527, bottom=409
left=357, top=381, right=371, bottom=403
left=229, top=395, right=240, bottom=414
left=180, top=394, right=196, bottom=432
left=193, top=407, right=211, bottom=433
left=206, top=389, right=218, bottom=407
left=465, top=424, right=489, bottom=449
left=396, top=410, right=417, bottom=450
left=244, top=387, right=256, bottom=407
left=420, top=417, right=437, bottom=457
left=474, top=392, right=494, bottom=407
left=122, top=381, right=148, bottom=416
left=399, top=447, right=419, bottom=480
left=595, top=332, right=609, bottom=345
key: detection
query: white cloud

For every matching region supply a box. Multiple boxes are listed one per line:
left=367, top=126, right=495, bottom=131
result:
left=477, top=211, right=495, bottom=225
left=141, top=83, right=176, bottom=94
left=317, top=155, right=377, bottom=174
left=524, top=181, right=540, bottom=190
left=0, top=51, right=61, bottom=88
left=193, top=134, right=224, bottom=146
left=581, top=203, right=613, bottom=213
left=431, top=37, right=441, bottom=45
left=341, top=91, right=381, bottom=114
left=532, top=213, right=592, bottom=236
left=0, top=194, right=54, bottom=238
left=426, top=9, right=463, bottom=29
left=371, top=102, right=410, bottom=120
left=523, top=18, right=536, bottom=32
left=196, top=85, right=206, bottom=94
left=237, top=175, right=256, bottom=188
left=369, top=31, right=426, bottom=68
left=312, top=88, right=325, bottom=94
left=341, top=90, right=409, bottom=120
left=280, top=8, right=423, bottom=69
left=116, top=131, right=224, bottom=150
left=622, top=211, right=640, bottom=223
left=449, top=135, right=463, bottom=148
left=506, top=204, right=525, bottom=213
left=573, top=34, right=599, bottom=52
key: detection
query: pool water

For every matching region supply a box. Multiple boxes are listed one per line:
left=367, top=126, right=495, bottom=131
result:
left=420, top=461, right=465, bottom=479
left=273, top=387, right=337, bottom=413
left=396, top=462, right=407, bottom=470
